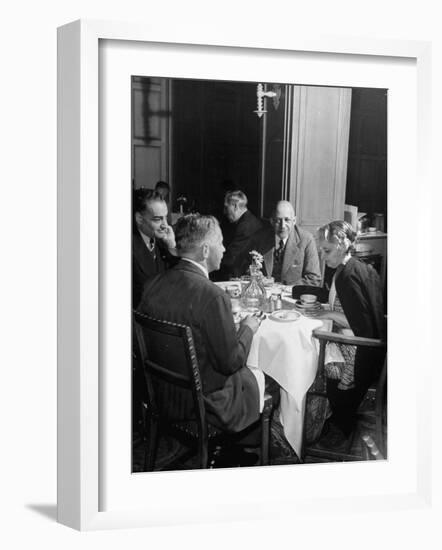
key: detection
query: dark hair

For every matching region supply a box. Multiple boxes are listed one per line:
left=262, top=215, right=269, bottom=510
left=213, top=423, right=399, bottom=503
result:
left=175, top=213, right=220, bottom=253
left=317, top=220, right=358, bottom=253
left=133, top=188, right=165, bottom=215
left=155, top=180, right=170, bottom=191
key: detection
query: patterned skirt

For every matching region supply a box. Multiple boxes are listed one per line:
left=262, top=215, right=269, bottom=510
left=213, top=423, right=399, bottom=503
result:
left=304, top=295, right=356, bottom=444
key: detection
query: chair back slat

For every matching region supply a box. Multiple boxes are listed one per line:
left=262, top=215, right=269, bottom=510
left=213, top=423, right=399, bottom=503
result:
left=145, top=360, right=190, bottom=387
left=133, top=312, right=206, bottom=428
left=133, top=310, right=272, bottom=469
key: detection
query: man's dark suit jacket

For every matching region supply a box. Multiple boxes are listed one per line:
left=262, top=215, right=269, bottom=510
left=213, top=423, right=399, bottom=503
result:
left=133, top=229, right=173, bottom=308
left=138, top=260, right=261, bottom=432
left=214, top=210, right=266, bottom=280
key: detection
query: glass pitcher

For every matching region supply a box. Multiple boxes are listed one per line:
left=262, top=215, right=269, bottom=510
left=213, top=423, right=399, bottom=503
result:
left=242, top=265, right=266, bottom=312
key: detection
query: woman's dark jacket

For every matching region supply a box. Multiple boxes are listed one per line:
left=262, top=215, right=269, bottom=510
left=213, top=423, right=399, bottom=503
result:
left=335, top=257, right=386, bottom=387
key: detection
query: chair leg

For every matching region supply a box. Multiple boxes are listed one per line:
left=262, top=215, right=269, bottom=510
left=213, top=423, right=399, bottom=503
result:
left=260, top=410, right=271, bottom=466
left=348, top=424, right=360, bottom=459
left=208, top=445, right=222, bottom=468
left=144, top=416, right=159, bottom=471
left=199, top=435, right=208, bottom=469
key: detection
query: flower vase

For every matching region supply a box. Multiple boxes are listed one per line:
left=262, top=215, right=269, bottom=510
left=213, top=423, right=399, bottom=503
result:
left=242, top=265, right=266, bottom=312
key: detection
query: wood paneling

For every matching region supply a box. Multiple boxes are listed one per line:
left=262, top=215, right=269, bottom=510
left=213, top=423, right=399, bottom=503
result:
left=171, top=79, right=260, bottom=218
left=345, top=88, right=387, bottom=223
left=132, top=79, right=355, bottom=231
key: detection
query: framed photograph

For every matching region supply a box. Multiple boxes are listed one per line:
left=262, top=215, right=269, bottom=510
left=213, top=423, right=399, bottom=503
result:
left=58, top=19, right=432, bottom=530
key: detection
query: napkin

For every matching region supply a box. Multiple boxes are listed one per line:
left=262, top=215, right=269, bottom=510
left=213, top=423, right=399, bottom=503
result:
left=247, top=367, right=265, bottom=412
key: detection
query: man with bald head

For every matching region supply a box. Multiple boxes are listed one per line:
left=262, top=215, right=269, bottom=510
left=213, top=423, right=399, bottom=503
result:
left=263, top=200, right=321, bottom=286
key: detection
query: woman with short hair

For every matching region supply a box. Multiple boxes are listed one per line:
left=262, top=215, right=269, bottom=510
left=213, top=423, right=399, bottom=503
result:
left=314, top=220, right=386, bottom=444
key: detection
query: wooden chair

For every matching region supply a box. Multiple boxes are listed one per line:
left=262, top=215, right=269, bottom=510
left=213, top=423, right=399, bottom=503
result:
left=133, top=312, right=273, bottom=470
left=360, top=434, right=385, bottom=460
left=302, top=329, right=387, bottom=462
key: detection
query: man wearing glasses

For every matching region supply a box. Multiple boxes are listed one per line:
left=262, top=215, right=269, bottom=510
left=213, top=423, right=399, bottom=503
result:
left=263, top=200, right=321, bottom=286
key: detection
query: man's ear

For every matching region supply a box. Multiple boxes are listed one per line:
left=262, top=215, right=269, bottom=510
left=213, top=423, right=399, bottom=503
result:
left=201, top=242, right=210, bottom=260
left=135, top=212, right=143, bottom=226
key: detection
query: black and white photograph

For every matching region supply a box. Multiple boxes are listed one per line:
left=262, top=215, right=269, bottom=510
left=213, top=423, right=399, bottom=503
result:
left=131, top=76, right=388, bottom=471
left=3, top=0, right=437, bottom=543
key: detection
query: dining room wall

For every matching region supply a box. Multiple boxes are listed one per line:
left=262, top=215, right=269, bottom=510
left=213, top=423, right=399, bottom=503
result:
left=171, top=78, right=261, bottom=219
left=345, top=87, right=388, bottom=229
left=131, top=79, right=386, bottom=229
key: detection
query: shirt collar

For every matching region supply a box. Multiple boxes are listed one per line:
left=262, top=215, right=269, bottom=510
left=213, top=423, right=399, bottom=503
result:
left=341, top=254, right=352, bottom=266
left=139, top=229, right=155, bottom=251
left=180, top=257, right=209, bottom=278
left=275, top=235, right=288, bottom=248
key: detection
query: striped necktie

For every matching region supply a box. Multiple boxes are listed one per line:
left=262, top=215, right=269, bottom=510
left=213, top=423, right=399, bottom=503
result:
left=272, top=239, right=285, bottom=282
left=149, top=238, right=156, bottom=259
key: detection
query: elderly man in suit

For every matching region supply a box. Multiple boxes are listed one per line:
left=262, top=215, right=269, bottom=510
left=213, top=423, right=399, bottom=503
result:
left=138, top=213, right=266, bottom=435
left=263, top=200, right=321, bottom=286
left=213, top=190, right=266, bottom=281
left=132, top=188, right=177, bottom=308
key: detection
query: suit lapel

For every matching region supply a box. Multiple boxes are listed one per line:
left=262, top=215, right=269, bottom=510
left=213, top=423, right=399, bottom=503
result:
left=281, top=230, right=298, bottom=280
left=263, top=248, right=274, bottom=277
left=133, top=231, right=156, bottom=276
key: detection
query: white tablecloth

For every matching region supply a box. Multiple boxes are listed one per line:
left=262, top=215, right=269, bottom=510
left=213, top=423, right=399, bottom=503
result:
left=246, top=314, right=324, bottom=457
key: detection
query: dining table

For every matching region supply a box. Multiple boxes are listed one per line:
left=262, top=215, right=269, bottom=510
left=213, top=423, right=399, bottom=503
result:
left=217, top=281, right=332, bottom=457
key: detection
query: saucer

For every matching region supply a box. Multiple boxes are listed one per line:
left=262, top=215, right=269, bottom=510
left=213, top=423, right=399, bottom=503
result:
left=269, top=309, right=301, bottom=323
left=294, top=299, right=321, bottom=309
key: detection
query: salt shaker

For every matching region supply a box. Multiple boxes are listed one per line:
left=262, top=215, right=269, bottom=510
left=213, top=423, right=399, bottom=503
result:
left=271, top=291, right=282, bottom=311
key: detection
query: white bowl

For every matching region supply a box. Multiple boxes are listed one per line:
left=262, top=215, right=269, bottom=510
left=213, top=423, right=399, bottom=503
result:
left=300, top=294, right=317, bottom=305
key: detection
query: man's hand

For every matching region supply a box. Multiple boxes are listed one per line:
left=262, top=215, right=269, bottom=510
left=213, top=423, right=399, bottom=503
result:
left=159, top=225, right=176, bottom=250
left=240, top=313, right=262, bottom=334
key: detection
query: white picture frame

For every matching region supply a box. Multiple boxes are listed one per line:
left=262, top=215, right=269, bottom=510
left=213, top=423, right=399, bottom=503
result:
left=57, top=19, right=432, bottom=531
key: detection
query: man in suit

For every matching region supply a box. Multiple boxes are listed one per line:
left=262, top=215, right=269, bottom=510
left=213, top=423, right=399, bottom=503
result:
left=132, top=188, right=178, bottom=440
left=138, top=213, right=265, bottom=433
left=213, top=190, right=266, bottom=280
left=132, top=188, right=177, bottom=308
left=263, top=200, right=321, bottom=286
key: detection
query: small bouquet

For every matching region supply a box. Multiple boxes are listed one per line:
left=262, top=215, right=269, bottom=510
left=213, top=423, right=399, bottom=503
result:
left=249, top=250, right=264, bottom=270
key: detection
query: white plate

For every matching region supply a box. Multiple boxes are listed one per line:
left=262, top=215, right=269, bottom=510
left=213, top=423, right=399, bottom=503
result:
left=269, top=309, right=301, bottom=322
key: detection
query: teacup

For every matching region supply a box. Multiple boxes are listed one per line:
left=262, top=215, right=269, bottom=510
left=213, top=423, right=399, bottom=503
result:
left=300, top=294, right=317, bottom=305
